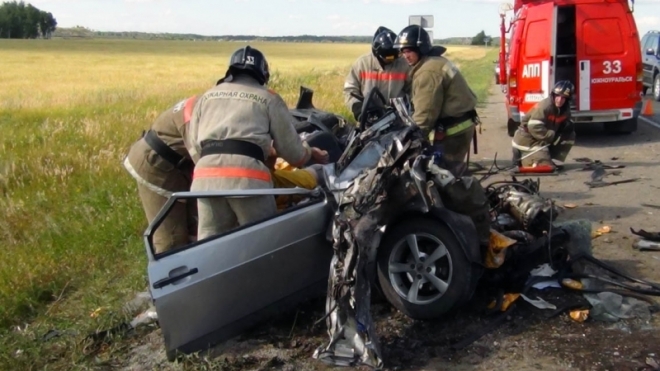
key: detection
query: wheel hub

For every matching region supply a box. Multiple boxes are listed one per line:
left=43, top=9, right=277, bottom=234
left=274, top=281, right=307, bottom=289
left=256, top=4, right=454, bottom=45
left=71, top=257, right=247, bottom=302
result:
left=389, top=233, right=452, bottom=305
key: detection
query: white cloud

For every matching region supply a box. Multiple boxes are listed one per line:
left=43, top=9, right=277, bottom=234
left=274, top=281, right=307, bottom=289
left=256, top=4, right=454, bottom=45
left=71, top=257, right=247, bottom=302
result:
left=288, top=14, right=303, bottom=19
left=124, top=0, right=159, bottom=2
left=326, top=14, right=342, bottom=20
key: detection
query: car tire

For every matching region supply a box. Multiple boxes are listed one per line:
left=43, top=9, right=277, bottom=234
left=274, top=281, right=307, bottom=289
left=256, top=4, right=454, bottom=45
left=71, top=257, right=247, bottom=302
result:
left=376, top=218, right=475, bottom=320
left=654, top=74, right=660, bottom=102
left=507, top=119, right=519, bottom=137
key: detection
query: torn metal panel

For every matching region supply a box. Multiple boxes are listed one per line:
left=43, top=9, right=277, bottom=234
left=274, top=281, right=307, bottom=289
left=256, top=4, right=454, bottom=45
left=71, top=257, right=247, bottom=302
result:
left=314, top=121, right=428, bottom=370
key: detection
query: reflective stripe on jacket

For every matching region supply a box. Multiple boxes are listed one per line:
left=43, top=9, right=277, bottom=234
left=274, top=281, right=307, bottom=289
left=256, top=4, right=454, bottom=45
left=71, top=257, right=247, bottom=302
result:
left=123, top=95, right=198, bottom=193
left=408, top=55, right=478, bottom=137
left=343, top=52, right=411, bottom=111
left=513, top=96, right=571, bottom=151
left=187, top=74, right=311, bottom=190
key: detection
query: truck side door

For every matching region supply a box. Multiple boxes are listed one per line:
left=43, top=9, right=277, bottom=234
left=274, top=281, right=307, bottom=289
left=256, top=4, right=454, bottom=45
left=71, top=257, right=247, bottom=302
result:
left=518, top=2, right=555, bottom=114
left=576, top=2, right=638, bottom=110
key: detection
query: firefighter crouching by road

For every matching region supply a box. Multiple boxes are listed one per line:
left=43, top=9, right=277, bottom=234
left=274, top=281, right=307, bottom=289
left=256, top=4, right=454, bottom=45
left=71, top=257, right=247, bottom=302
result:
left=393, top=25, right=480, bottom=177
left=187, top=45, right=329, bottom=240
left=123, top=95, right=200, bottom=254
left=512, top=80, right=576, bottom=169
left=343, top=26, right=411, bottom=121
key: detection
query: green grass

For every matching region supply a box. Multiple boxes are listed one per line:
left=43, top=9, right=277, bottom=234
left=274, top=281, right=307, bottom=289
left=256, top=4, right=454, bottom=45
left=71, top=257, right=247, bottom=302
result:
left=0, top=38, right=498, bottom=370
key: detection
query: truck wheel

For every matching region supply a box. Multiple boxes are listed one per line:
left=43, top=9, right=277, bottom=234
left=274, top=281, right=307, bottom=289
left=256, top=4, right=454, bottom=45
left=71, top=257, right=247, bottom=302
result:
left=507, top=119, right=519, bottom=137
left=654, top=74, right=660, bottom=102
left=604, top=118, right=637, bottom=135
left=376, top=218, right=476, bottom=320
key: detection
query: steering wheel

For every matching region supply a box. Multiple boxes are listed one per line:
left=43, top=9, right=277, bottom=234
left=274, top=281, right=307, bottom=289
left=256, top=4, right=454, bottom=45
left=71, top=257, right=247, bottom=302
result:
left=359, top=87, right=389, bottom=131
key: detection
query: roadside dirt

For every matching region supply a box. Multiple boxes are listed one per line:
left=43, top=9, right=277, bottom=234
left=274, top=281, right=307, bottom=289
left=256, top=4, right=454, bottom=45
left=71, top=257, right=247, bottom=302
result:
left=120, top=85, right=660, bottom=371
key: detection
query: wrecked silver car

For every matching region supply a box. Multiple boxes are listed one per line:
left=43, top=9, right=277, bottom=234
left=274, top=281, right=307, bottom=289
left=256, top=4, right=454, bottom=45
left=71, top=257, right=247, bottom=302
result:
left=143, top=87, right=488, bottom=361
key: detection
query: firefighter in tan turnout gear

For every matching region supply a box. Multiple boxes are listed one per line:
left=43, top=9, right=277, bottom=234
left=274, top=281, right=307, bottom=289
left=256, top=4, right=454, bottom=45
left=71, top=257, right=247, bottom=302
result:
left=343, top=26, right=411, bottom=121
left=512, top=80, right=576, bottom=169
left=123, top=95, right=200, bottom=254
left=187, top=46, right=329, bottom=240
left=393, top=25, right=480, bottom=177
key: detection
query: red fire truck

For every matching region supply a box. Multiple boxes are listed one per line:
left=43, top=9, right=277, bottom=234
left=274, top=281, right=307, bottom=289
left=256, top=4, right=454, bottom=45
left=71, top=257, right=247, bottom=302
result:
left=498, top=0, right=644, bottom=136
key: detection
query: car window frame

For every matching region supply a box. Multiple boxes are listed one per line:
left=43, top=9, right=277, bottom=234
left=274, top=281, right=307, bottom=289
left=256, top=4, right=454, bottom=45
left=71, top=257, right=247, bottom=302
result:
left=144, top=188, right=329, bottom=261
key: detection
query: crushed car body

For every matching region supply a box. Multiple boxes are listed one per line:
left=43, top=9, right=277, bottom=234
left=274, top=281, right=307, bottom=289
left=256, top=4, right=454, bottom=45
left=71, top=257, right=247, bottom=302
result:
left=141, top=86, right=658, bottom=369
left=143, top=87, right=485, bottom=361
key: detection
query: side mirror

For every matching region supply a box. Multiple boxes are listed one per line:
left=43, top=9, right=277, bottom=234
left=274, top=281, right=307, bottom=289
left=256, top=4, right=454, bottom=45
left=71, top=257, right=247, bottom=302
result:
left=646, top=48, right=656, bottom=56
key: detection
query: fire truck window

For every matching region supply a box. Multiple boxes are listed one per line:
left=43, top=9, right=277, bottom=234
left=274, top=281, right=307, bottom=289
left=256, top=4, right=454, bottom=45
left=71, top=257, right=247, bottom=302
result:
left=524, top=20, right=550, bottom=58
left=582, top=18, right=624, bottom=55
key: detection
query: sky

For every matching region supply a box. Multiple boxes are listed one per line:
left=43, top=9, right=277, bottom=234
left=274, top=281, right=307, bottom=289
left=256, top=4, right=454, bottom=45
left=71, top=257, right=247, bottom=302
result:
left=20, top=0, right=660, bottom=39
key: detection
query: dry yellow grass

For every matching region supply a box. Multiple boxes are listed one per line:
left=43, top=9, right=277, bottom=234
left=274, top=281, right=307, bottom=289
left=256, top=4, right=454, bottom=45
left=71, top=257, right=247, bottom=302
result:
left=0, top=38, right=498, bottom=370
left=0, top=39, right=487, bottom=110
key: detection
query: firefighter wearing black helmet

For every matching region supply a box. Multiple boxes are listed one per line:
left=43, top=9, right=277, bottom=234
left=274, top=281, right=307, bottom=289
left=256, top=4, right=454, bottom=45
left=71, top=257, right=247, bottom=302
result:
left=343, top=26, right=411, bottom=121
left=394, top=24, right=479, bottom=177
left=512, top=80, right=576, bottom=169
left=187, top=45, right=329, bottom=239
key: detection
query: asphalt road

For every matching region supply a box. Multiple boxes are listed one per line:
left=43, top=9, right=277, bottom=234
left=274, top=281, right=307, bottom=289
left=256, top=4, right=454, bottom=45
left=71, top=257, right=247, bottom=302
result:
left=475, top=85, right=660, bottom=283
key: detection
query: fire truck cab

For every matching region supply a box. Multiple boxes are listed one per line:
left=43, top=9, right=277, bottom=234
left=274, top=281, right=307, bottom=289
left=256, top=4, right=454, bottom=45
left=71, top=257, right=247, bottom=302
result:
left=499, top=0, right=643, bottom=136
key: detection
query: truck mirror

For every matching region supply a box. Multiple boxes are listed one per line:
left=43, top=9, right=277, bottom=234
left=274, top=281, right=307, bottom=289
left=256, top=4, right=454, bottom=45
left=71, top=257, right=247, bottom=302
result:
left=647, top=48, right=656, bottom=56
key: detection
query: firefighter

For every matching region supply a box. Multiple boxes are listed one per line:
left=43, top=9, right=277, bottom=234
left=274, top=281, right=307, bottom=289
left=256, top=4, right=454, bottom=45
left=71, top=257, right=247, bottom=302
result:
left=512, top=80, right=576, bottom=169
left=393, top=25, right=480, bottom=177
left=343, top=26, right=411, bottom=121
left=187, top=45, right=329, bottom=240
left=123, top=95, right=199, bottom=254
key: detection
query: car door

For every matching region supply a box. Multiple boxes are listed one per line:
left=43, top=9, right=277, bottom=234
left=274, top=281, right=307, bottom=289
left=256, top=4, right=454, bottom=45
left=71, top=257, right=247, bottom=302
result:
left=575, top=1, right=636, bottom=111
left=642, top=34, right=659, bottom=86
left=145, top=189, right=334, bottom=355
left=641, top=34, right=651, bottom=85
left=518, top=2, right=555, bottom=114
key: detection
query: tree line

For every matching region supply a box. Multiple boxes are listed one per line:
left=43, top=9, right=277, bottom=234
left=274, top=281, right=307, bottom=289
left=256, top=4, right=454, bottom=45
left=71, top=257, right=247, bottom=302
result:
left=0, top=1, right=57, bottom=39
left=53, top=26, right=501, bottom=46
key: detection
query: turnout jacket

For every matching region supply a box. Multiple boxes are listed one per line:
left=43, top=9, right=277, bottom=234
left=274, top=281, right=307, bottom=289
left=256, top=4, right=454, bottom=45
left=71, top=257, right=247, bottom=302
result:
left=187, top=74, right=312, bottom=190
left=513, top=96, right=572, bottom=151
left=123, top=95, right=199, bottom=197
left=343, top=52, right=411, bottom=113
left=409, top=55, right=478, bottom=137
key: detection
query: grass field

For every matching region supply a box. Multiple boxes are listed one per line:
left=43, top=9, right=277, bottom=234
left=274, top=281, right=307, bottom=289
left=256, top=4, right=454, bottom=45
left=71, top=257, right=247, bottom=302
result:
left=0, top=38, right=498, bottom=369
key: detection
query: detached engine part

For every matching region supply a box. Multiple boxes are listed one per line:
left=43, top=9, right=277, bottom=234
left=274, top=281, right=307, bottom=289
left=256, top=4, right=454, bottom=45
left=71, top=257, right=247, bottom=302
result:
left=502, top=189, right=558, bottom=232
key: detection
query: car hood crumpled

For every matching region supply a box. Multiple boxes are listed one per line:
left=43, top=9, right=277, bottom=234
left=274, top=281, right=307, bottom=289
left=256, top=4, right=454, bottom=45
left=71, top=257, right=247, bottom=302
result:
left=312, top=125, right=427, bottom=370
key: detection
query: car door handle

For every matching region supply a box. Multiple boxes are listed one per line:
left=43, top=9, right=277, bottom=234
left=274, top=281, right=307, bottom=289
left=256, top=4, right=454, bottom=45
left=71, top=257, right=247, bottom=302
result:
left=153, top=267, right=199, bottom=289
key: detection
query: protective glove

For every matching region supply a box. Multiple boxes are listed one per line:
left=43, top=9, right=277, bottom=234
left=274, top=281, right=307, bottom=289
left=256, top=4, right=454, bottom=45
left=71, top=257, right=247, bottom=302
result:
left=351, top=101, right=363, bottom=121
